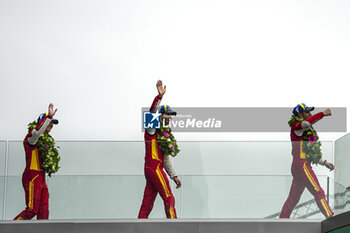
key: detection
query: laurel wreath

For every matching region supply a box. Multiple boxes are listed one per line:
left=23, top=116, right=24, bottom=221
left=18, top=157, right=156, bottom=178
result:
left=28, top=121, right=61, bottom=176
left=157, top=123, right=180, bottom=157
left=288, top=115, right=322, bottom=164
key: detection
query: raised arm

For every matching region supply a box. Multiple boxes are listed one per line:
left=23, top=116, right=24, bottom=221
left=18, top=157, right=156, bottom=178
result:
left=28, top=103, right=58, bottom=145
left=149, top=95, right=162, bottom=112
left=292, top=112, right=324, bottom=131
left=149, top=80, right=166, bottom=111
left=292, top=108, right=331, bottom=133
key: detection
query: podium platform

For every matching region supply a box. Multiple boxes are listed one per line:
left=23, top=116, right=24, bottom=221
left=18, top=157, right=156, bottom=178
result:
left=0, top=219, right=321, bottom=233
left=322, top=211, right=350, bottom=233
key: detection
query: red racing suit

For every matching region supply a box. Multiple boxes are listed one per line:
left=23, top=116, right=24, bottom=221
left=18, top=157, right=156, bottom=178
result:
left=280, top=112, right=334, bottom=218
left=138, top=95, right=177, bottom=219
left=14, top=115, right=54, bottom=220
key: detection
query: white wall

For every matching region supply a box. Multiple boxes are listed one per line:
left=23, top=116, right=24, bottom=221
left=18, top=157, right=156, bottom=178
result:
left=0, top=0, right=349, bottom=142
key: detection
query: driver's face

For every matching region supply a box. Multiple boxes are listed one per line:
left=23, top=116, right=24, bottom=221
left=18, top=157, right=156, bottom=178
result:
left=302, top=111, right=311, bottom=118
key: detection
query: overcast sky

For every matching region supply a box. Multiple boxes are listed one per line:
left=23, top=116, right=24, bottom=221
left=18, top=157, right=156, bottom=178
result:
left=0, top=0, right=349, bottom=141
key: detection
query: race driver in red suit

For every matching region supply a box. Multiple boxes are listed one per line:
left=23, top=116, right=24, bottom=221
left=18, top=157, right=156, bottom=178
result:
left=138, top=80, right=182, bottom=219
left=280, top=103, right=334, bottom=218
left=14, top=103, right=58, bottom=220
